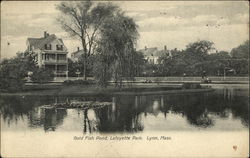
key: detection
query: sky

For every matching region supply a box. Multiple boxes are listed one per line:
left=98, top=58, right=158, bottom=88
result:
left=1, top=1, right=249, bottom=59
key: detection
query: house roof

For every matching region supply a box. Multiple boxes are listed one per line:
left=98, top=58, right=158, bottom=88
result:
left=27, top=34, right=66, bottom=51
left=139, top=47, right=169, bottom=57
left=72, top=49, right=85, bottom=55
left=156, top=50, right=169, bottom=56
left=139, top=47, right=158, bottom=56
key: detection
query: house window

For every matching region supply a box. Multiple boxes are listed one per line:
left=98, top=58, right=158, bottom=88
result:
left=56, top=45, right=63, bottom=51
left=45, top=44, right=52, bottom=50
left=45, top=54, right=49, bottom=60
left=57, top=54, right=66, bottom=61
left=50, top=54, right=55, bottom=60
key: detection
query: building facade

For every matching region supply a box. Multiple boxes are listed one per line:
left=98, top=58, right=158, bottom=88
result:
left=139, top=45, right=171, bottom=64
left=26, top=32, right=68, bottom=77
left=71, top=47, right=84, bottom=62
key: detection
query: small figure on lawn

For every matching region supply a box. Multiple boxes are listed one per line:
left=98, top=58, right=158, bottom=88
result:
left=202, top=71, right=207, bottom=79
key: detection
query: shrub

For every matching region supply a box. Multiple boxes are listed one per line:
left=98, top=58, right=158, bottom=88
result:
left=62, top=79, right=95, bottom=86
left=31, top=68, right=54, bottom=83
left=0, top=51, right=38, bottom=92
left=182, top=83, right=201, bottom=89
left=0, top=59, right=27, bottom=92
left=154, top=77, right=162, bottom=85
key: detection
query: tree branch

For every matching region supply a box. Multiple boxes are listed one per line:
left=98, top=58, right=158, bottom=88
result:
left=61, top=22, right=82, bottom=38
left=70, top=8, right=83, bottom=31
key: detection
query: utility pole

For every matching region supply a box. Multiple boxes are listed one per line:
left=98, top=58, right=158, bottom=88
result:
left=223, top=68, right=226, bottom=80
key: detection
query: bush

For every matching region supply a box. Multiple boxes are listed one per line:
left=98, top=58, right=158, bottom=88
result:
left=62, top=79, right=95, bottom=86
left=31, top=68, right=54, bottom=83
left=0, top=59, right=27, bottom=92
left=0, top=78, right=26, bottom=92
left=182, top=83, right=201, bottom=89
left=0, top=51, right=39, bottom=92
left=23, top=84, right=61, bottom=91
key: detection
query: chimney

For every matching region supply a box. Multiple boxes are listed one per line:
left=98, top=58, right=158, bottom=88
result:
left=145, top=46, right=147, bottom=50
left=44, top=31, right=47, bottom=38
left=164, top=45, right=167, bottom=51
left=77, top=47, right=79, bottom=51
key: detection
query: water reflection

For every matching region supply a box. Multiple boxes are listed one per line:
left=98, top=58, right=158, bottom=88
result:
left=0, top=87, right=248, bottom=133
left=95, top=95, right=144, bottom=133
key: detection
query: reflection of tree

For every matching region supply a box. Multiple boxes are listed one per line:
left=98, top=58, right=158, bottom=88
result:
left=139, top=95, right=163, bottom=117
left=28, top=107, right=45, bottom=127
left=43, top=108, right=67, bottom=132
left=22, top=96, right=68, bottom=132
left=0, top=95, right=68, bottom=131
left=44, top=108, right=57, bottom=131
left=1, top=96, right=32, bottom=125
left=230, top=96, right=249, bottom=127
left=1, top=88, right=248, bottom=133
left=28, top=107, right=68, bottom=132
left=0, top=96, right=51, bottom=125
left=161, top=94, right=215, bottom=128
left=0, top=95, right=57, bottom=125
left=94, top=95, right=145, bottom=132
left=145, top=100, right=160, bottom=117
left=206, top=89, right=249, bottom=127
left=160, top=89, right=248, bottom=128
left=185, top=108, right=214, bottom=128
left=83, top=109, right=92, bottom=133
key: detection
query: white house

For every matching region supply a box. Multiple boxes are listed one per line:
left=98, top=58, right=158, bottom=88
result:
left=139, top=45, right=171, bottom=64
left=71, top=47, right=85, bottom=62
left=26, top=31, right=68, bottom=77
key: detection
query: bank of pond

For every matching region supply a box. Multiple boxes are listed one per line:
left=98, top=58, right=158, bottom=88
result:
left=1, top=83, right=213, bottom=96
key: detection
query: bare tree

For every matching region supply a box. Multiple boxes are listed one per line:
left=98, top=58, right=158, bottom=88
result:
left=56, top=1, right=118, bottom=80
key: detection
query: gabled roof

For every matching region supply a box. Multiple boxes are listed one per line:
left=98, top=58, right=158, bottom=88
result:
left=27, top=38, right=44, bottom=49
left=139, top=47, right=158, bottom=56
left=139, top=47, right=170, bottom=57
left=58, top=38, right=65, bottom=46
left=27, top=34, right=66, bottom=51
left=156, top=50, right=169, bottom=56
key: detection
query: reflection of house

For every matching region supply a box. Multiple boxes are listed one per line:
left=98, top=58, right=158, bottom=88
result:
left=139, top=45, right=171, bottom=64
left=26, top=31, right=68, bottom=77
left=71, top=47, right=85, bottom=62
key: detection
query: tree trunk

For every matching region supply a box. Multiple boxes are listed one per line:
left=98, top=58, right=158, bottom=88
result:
left=83, top=59, right=87, bottom=80
left=82, top=38, right=88, bottom=81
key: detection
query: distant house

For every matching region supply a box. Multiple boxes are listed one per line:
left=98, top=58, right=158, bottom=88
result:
left=139, top=45, right=171, bottom=64
left=71, top=47, right=85, bottom=62
left=26, top=31, right=68, bottom=77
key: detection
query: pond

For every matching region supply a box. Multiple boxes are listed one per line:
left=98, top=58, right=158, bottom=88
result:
left=0, top=86, right=249, bottom=134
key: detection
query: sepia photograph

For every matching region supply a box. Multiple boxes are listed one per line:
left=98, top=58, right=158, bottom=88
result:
left=0, top=1, right=249, bottom=157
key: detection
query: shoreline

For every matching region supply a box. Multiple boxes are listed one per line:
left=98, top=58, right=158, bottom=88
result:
left=0, top=85, right=214, bottom=96
left=1, top=82, right=248, bottom=96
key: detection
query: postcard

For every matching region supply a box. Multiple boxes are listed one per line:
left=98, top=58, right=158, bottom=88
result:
left=1, top=1, right=249, bottom=157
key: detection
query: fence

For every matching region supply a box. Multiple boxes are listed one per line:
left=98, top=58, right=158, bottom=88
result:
left=134, top=77, right=249, bottom=82
left=52, top=76, right=248, bottom=83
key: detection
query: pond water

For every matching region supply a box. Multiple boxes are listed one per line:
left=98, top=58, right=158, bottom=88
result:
left=1, top=87, right=249, bottom=134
